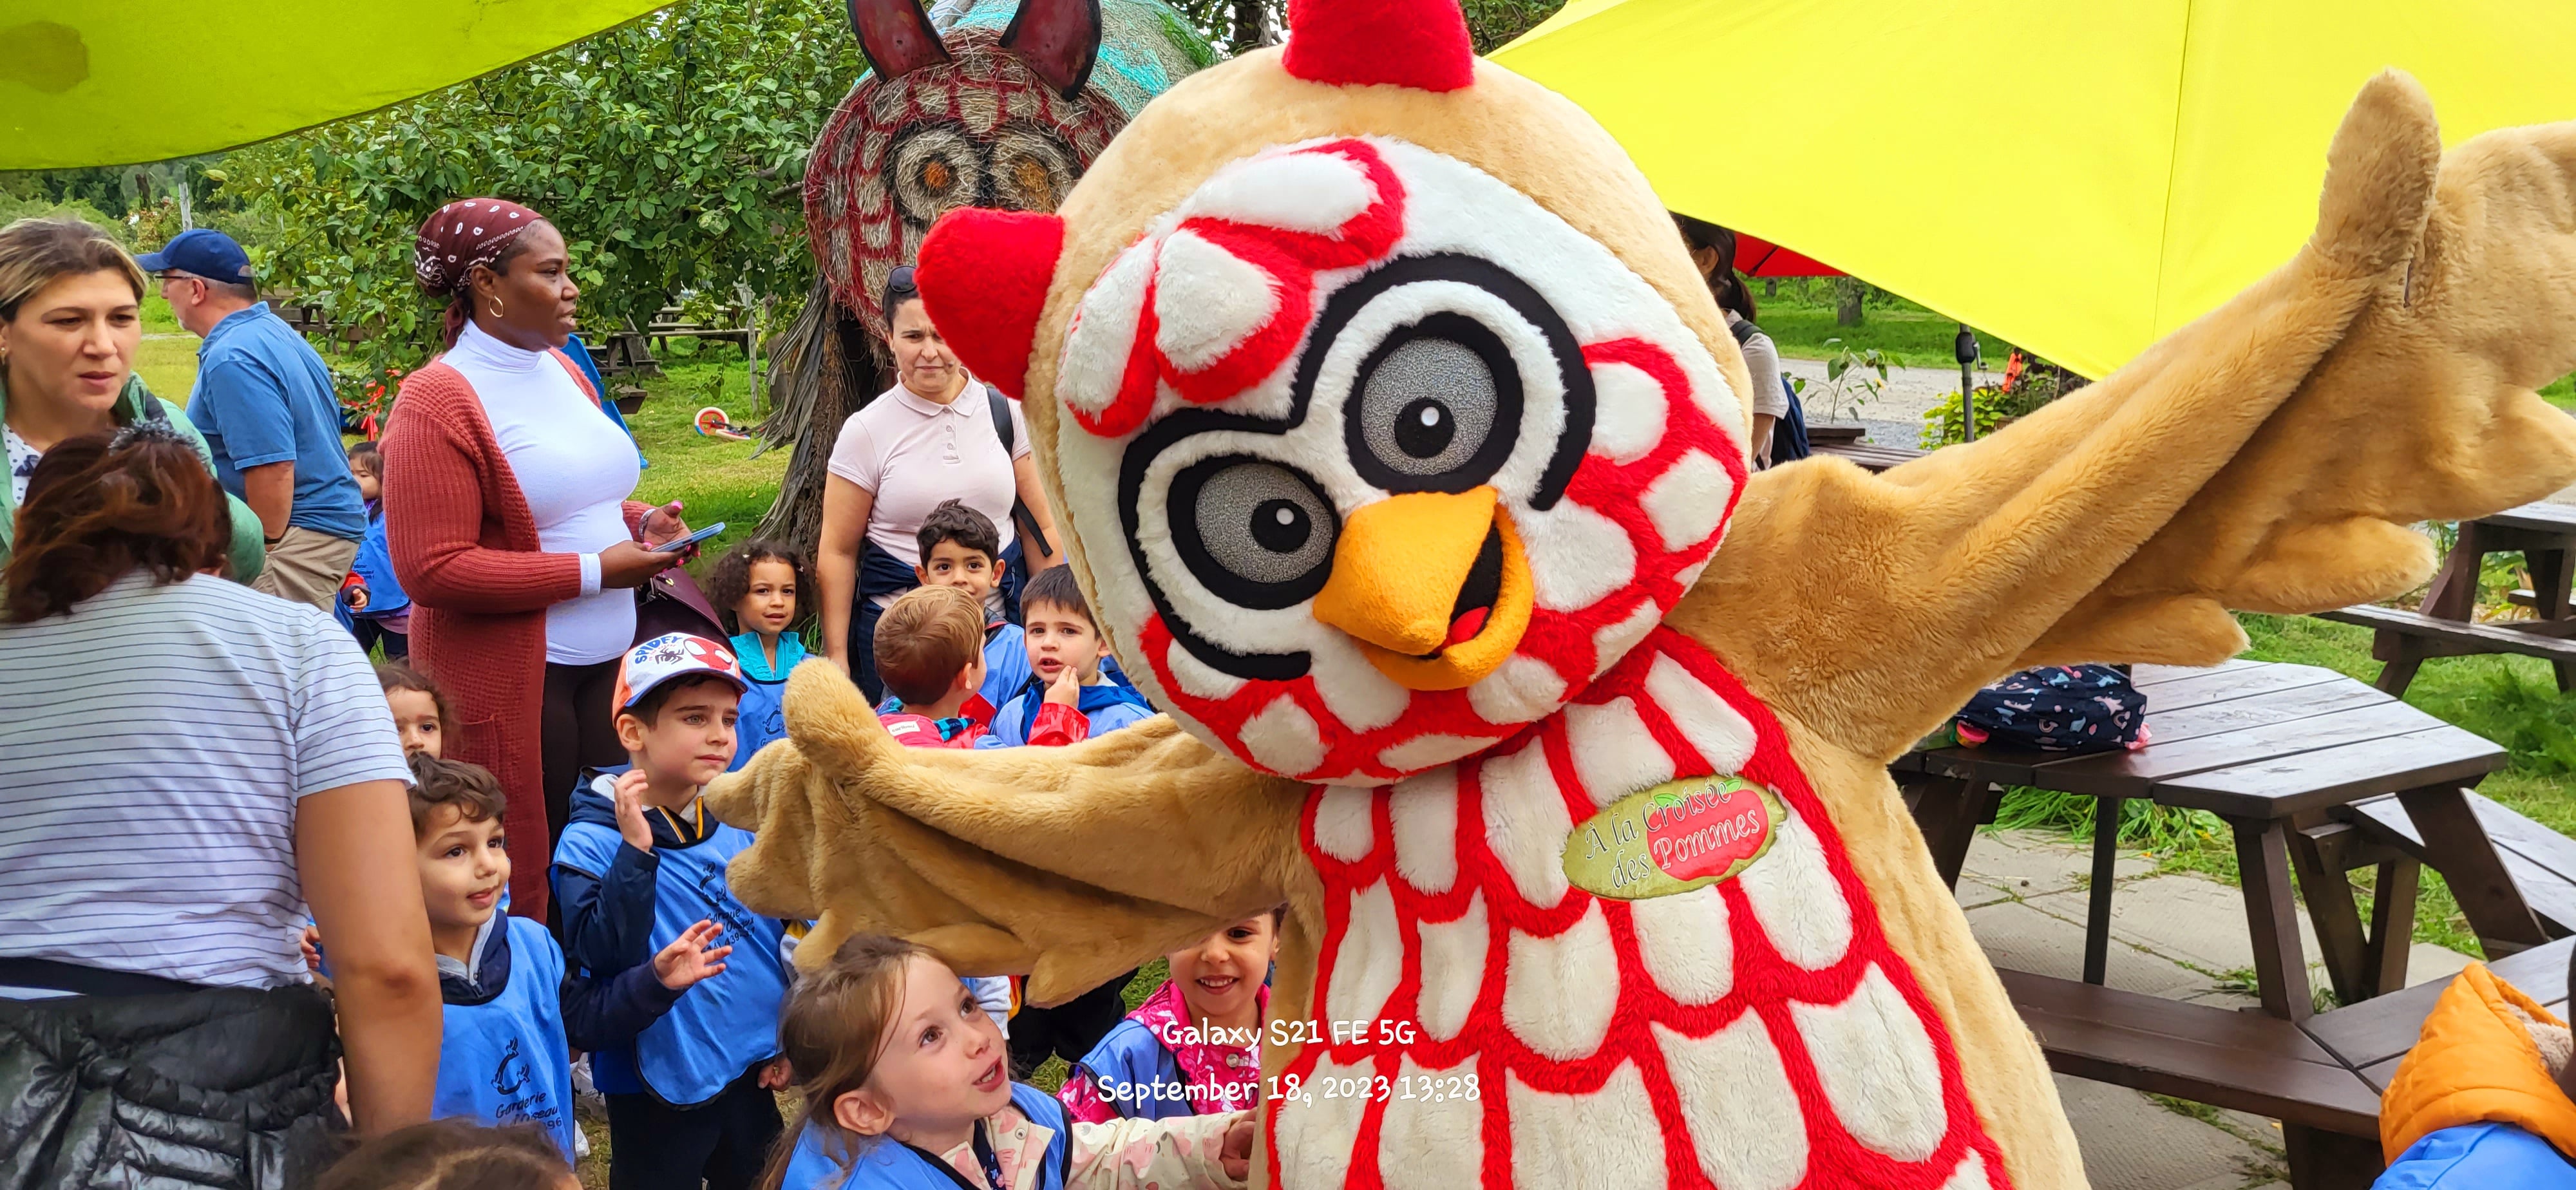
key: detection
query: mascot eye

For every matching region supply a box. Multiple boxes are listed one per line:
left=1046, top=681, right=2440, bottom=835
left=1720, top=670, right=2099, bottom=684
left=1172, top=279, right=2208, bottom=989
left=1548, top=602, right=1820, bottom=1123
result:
left=1170, top=457, right=1340, bottom=609
left=1345, top=311, right=1522, bottom=492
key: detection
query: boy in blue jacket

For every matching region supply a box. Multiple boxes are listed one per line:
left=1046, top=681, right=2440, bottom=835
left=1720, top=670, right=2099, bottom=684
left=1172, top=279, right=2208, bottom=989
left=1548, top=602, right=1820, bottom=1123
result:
left=977, top=563, right=1154, bottom=749
left=912, top=499, right=1029, bottom=716
left=551, top=634, right=792, bottom=1190
left=402, top=753, right=726, bottom=1160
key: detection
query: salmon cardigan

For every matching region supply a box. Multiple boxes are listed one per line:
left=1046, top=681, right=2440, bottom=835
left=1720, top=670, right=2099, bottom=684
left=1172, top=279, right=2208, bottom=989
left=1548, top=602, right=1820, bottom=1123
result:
left=383, top=351, right=648, bottom=918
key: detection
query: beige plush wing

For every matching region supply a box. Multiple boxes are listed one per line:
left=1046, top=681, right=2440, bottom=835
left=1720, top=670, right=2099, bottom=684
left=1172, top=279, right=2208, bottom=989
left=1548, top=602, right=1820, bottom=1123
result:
left=1675, top=71, right=2576, bottom=761
left=705, top=660, right=1311, bottom=1004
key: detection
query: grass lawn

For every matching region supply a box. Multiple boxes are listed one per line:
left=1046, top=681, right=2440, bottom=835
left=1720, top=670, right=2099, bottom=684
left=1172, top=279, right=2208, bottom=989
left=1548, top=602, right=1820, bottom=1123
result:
left=1754, top=296, right=2022, bottom=369
left=618, top=350, right=791, bottom=575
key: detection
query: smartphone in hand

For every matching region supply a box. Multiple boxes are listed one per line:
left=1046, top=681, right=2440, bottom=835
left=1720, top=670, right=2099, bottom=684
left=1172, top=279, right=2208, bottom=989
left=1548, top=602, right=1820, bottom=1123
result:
left=653, top=522, right=728, bottom=553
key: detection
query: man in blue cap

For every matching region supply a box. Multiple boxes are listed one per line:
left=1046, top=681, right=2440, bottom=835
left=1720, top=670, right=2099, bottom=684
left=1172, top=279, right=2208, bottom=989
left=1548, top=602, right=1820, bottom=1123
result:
left=143, top=229, right=366, bottom=611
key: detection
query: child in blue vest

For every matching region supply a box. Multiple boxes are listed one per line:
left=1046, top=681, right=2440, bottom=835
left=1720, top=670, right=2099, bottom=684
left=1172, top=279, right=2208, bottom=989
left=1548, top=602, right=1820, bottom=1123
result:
left=976, top=565, right=1153, bottom=750
left=907, top=500, right=1028, bottom=718
left=1057, top=911, right=1278, bottom=1126
left=762, top=934, right=1253, bottom=1190
left=406, top=752, right=730, bottom=1160
left=709, top=538, right=813, bottom=771
left=336, top=440, right=410, bottom=658
left=553, top=633, right=793, bottom=1190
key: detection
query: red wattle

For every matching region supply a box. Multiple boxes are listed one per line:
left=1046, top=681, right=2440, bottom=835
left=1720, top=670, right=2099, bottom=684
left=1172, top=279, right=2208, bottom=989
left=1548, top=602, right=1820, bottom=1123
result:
left=1281, top=0, right=1475, bottom=93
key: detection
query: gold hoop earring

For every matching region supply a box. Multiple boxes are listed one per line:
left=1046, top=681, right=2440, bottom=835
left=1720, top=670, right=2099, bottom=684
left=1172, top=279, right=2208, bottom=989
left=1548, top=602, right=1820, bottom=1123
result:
left=488, top=296, right=504, bottom=319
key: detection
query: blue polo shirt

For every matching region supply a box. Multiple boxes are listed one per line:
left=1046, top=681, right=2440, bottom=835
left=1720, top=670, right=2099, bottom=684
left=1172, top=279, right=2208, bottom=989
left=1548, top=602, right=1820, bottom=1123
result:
left=188, top=303, right=366, bottom=541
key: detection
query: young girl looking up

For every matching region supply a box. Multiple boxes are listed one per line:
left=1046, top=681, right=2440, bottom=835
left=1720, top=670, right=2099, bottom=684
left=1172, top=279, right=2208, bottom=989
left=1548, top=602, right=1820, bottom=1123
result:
left=1059, top=912, right=1278, bottom=1124
left=766, top=935, right=1253, bottom=1190
left=708, top=538, right=811, bottom=771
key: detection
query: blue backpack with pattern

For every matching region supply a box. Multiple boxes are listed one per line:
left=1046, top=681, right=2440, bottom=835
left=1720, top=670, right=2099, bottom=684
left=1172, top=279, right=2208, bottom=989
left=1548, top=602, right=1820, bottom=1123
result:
left=1953, top=665, right=2149, bottom=753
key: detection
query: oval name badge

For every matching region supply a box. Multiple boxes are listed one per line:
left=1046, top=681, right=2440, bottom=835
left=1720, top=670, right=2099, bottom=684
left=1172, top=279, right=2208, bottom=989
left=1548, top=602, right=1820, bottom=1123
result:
left=1561, top=775, right=1785, bottom=900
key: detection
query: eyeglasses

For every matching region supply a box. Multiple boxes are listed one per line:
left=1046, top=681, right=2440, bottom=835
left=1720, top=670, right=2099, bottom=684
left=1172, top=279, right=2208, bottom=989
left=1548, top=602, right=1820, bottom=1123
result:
left=887, top=264, right=919, bottom=297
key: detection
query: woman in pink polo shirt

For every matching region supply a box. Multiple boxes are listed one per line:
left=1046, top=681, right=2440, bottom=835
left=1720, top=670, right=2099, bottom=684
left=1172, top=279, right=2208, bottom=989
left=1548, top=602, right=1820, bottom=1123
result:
left=817, top=265, right=1063, bottom=702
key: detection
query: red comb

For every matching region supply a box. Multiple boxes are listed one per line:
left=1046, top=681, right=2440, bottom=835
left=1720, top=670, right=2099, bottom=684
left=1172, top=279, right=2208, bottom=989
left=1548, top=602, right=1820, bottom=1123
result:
left=1281, top=0, right=1475, bottom=93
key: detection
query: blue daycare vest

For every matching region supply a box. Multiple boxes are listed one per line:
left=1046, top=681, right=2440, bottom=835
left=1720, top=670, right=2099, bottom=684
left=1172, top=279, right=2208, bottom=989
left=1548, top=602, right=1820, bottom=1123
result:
left=781, top=1082, right=1070, bottom=1190
left=2374, top=1122, right=2576, bottom=1189
left=980, top=624, right=1029, bottom=713
left=1068, top=1019, right=1197, bottom=1121
left=435, top=918, right=578, bottom=1158
left=555, top=808, right=790, bottom=1108
left=728, top=631, right=806, bottom=771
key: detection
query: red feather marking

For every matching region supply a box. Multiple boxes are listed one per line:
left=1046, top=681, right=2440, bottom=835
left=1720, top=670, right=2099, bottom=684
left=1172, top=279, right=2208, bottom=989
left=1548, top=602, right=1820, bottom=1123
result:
left=1267, top=632, right=2020, bottom=1189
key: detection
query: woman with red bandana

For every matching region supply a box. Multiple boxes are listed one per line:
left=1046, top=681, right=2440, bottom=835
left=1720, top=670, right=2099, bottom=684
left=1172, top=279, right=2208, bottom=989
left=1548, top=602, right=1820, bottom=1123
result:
left=384, top=198, right=694, bottom=916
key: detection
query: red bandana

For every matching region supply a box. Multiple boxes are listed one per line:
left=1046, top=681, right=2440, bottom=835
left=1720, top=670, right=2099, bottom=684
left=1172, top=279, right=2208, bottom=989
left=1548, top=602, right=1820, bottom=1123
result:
left=413, top=198, right=540, bottom=296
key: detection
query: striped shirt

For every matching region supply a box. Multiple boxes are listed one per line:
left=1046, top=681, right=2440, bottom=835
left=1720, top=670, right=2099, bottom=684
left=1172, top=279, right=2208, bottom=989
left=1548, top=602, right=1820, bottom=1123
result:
left=0, top=572, right=413, bottom=989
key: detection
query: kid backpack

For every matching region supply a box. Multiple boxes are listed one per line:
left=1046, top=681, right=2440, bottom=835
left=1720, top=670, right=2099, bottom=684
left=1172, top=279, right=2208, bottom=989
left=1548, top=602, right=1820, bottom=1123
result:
left=1953, top=664, right=2150, bottom=753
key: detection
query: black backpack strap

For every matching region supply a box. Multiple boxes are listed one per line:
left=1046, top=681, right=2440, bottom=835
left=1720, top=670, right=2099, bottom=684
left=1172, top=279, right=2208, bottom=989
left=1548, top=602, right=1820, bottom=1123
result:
left=986, top=386, right=1055, bottom=562
left=987, top=385, right=1014, bottom=453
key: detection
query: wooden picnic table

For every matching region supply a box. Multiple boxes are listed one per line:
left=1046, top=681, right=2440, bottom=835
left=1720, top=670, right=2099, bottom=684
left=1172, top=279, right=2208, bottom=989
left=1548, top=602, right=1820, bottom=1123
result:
left=2318, top=501, right=2576, bottom=694
left=1897, top=660, right=2559, bottom=1188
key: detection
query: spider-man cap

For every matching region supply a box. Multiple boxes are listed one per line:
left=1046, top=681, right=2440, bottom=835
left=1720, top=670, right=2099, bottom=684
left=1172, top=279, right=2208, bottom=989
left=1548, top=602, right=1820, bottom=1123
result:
left=614, top=633, right=749, bottom=710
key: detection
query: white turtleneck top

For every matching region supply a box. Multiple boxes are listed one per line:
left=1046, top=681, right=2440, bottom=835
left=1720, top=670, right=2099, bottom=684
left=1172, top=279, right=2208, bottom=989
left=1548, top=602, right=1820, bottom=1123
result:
left=442, top=322, right=640, bottom=665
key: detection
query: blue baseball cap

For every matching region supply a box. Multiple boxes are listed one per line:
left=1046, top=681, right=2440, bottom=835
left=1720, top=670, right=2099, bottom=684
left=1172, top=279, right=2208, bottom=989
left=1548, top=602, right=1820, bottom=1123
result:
left=137, top=228, right=253, bottom=284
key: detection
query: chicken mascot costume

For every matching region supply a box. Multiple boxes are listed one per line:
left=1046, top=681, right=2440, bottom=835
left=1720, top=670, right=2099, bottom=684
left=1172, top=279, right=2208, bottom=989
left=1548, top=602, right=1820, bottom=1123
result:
left=709, top=0, right=2576, bottom=1184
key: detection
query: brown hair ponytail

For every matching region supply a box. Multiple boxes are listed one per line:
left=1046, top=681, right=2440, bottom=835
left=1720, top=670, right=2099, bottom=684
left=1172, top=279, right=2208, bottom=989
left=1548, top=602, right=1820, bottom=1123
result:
left=757, top=934, right=938, bottom=1190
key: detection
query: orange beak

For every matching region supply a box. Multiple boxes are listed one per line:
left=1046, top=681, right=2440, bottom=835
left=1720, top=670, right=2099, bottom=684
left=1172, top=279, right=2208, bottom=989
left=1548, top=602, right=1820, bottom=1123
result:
left=1311, top=487, right=1534, bottom=691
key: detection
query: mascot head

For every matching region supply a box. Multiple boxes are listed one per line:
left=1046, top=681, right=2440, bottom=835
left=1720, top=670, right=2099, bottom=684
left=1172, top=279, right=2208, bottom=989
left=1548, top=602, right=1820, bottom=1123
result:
left=918, top=0, right=1754, bottom=785
left=806, top=0, right=1211, bottom=336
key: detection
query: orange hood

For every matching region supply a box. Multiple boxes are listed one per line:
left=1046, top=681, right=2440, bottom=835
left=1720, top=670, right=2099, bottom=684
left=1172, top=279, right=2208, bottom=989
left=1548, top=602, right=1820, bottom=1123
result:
left=2380, top=963, right=2576, bottom=1163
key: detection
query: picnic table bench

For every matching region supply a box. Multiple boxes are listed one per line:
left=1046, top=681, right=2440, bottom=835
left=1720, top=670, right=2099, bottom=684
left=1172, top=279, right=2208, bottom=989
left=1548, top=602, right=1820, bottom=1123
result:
left=2317, top=502, right=2576, bottom=695
left=1803, top=427, right=1929, bottom=473
left=1899, top=659, right=2576, bottom=1187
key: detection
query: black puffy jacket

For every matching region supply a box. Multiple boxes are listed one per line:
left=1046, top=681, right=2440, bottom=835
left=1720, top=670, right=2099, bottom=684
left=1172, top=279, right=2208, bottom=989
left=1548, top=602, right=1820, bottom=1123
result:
left=0, top=983, right=342, bottom=1190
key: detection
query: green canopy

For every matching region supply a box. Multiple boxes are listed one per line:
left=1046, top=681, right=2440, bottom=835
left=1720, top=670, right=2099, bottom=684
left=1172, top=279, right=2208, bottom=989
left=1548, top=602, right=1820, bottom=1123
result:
left=0, top=1, right=668, bottom=169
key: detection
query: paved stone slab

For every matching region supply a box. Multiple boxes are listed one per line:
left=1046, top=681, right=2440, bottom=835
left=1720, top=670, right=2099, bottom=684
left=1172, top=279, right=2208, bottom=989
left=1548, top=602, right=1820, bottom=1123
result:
left=2403, top=942, right=2476, bottom=989
left=2054, top=1073, right=2282, bottom=1190
left=2026, top=874, right=2328, bottom=981
left=1965, top=898, right=2212, bottom=997
left=1958, top=828, right=2155, bottom=902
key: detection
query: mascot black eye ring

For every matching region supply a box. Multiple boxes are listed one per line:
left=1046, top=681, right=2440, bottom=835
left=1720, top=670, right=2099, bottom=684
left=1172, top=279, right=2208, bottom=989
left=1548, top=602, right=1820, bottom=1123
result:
left=1168, top=455, right=1342, bottom=610
left=1116, top=252, right=1592, bottom=683
left=1343, top=310, right=1520, bottom=493
left=1296, top=253, right=1592, bottom=511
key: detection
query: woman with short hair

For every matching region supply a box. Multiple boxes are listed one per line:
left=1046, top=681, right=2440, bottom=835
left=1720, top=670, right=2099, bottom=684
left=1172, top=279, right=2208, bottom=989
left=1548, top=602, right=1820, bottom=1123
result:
left=0, top=426, right=438, bottom=1188
left=0, top=216, right=264, bottom=577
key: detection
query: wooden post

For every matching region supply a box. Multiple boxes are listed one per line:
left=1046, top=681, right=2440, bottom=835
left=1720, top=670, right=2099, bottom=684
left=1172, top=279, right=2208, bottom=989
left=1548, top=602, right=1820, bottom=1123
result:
left=2230, top=816, right=2315, bottom=1021
left=2396, top=783, right=2546, bottom=956
left=2085, top=797, right=2122, bottom=985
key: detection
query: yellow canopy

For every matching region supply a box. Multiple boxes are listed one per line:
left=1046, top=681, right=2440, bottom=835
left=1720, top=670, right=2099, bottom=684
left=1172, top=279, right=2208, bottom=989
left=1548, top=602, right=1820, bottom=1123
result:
left=1493, top=0, right=2576, bottom=378
left=0, top=1, right=667, bottom=171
